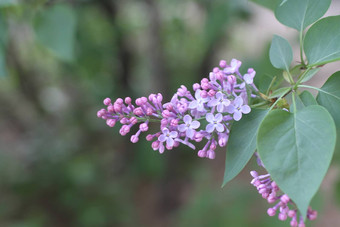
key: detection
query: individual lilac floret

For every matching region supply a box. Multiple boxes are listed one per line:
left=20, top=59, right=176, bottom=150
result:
left=250, top=170, right=318, bottom=227
left=228, top=96, right=251, bottom=121
left=189, top=89, right=209, bottom=112
left=208, top=92, right=231, bottom=112
left=206, top=113, right=224, bottom=133
left=178, top=115, right=200, bottom=139
left=158, top=128, right=178, bottom=147
left=244, top=68, right=256, bottom=84
left=224, top=58, right=241, bottom=74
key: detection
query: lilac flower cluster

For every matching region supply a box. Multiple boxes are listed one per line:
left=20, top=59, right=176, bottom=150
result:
left=97, top=59, right=257, bottom=159
left=250, top=170, right=318, bottom=227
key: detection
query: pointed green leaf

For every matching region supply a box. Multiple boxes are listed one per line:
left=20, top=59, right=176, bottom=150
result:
left=316, top=71, right=340, bottom=152
left=222, top=109, right=268, bottom=187
left=257, top=106, right=336, bottom=218
left=35, top=4, right=77, bottom=62
left=300, top=90, right=317, bottom=106
left=275, top=0, right=331, bottom=31
left=304, top=16, right=340, bottom=66
left=269, top=35, right=293, bottom=71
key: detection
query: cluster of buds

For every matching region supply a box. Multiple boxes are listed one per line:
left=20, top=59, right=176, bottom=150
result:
left=97, top=59, right=258, bottom=159
left=250, top=170, right=318, bottom=227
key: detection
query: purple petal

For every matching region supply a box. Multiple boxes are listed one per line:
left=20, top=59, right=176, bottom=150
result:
left=233, top=96, right=243, bottom=107
left=215, top=113, right=223, bottom=122
left=217, top=103, right=224, bottom=113
left=215, top=123, right=225, bottom=132
left=215, top=92, right=223, bottom=99
left=206, top=113, right=214, bottom=123
left=158, top=135, right=166, bottom=142
left=208, top=99, right=219, bottom=107
left=233, top=110, right=242, bottom=121
left=225, top=104, right=235, bottom=114
left=166, top=137, right=174, bottom=147
left=206, top=123, right=215, bottom=133
left=186, top=128, right=195, bottom=138
left=241, top=105, right=251, bottom=114
left=189, top=100, right=198, bottom=109
left=159, top=143, right=165, bottom=154
left=183, top=115, right=192, bottom=123
left=178, top=124, right=187, bottom=132
left=162, top=128, right=169, bottom=134
left=244, top=74, right=253, bottom=84
left=169, top=131, right=178, bottom=138
left=194, top=89, right=201, bottom=100
left=190, top=120, right=200, bottom=129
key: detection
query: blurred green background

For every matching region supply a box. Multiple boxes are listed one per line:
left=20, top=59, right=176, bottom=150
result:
left=0, top=0, right=339, bottom=226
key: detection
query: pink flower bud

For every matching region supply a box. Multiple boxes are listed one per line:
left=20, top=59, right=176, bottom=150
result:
left=135, top=98, right=143, bottom=106
left=103, top=98, right=111, bottom=106
left=141, top=96, right=148, bottom=104
left=250, top=171, right=258, bottom=178
left=162, top=110, right=171, bottom=118
left=227, top=75, right=236, bottom=84
left=170, top=119, right=179, bottom=127
left=290, top=220, right=298, bottom=227
left=216, top=71, right=225, bottom=80
left=114, top=103, right=122, bottom=112
left=161, top=118, right=168, bottom=127
left=208, top=89, right=216, bottom=97
left=152, top=141, right=160, bottom=150
left=106, top=119, right=116, bottom=127
left=130, top=117, right=138, bottom=125
left=119, top=125, right=130, bottom=136
left=218, top=133, right=228, bottom=147
left=133, top=107, right=143, bottom=116
left=193, top=83, right=200, bottom=91
left=149, top=94, right=156, bottom=102
left=267, top=208, right=276, bottom=216
left=107, top=105, right=115, bottom=113
left=120, top=118, right=129, bottom=124
left=280, top=194, right=290, bottom=203
left=115, top=98, right=123, bottom=104
left=206, top=150, right=215, bottom=159
left=197, top=150, right=206, bottom=158
left=146, top=134, right=154, bottom=141
left=156, top=93, right=163, bottom=103
left=130, top=135, right=139, bottom=143
left=213, top=67, right=219, bottom=73
left=278, top=212, right=287, bottom=221
left=219, top=60, right=227, bottom=68
left=200, top=90, right=208, bottom=98
left=97, top=109, right=105, bottom=118
left=288, top=210, right=296, bottom=218
left=125, top=97, right=132, bottom=105
left=146, top=108, right=154, bottom=116
left=139, top=123, right=149, bottom=132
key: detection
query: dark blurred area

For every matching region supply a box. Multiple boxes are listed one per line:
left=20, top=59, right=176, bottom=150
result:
left=0, top=0, right=339, bottom=226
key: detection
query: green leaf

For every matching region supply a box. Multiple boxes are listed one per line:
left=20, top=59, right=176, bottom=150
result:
left=316, top=71, right=340, bottom=152
left=35, top=4, right=77, bottom=62
left=304, top=16, right=340, bottom=66
left=301, top=68, right=320, bottom=83
left=222, top=109, right=268, bottom=187
left=300, top=90, right=317, bottom=106
left=268, top=86, right=290, bottom=99
left=250, top=0, right=282, bottom=11
left=275, top=0, right=331, bottom=31
left=257, top=106, right=336, bottom=218
left=269, top=35, right=293, bottom=71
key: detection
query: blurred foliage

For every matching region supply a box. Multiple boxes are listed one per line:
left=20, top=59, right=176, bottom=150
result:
left=0, top=0, right=338, bottom=226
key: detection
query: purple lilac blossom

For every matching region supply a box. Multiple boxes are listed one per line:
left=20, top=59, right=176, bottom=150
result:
left=97, top=59, right=258, bottom=159
left=178, top=115, right=200, bottom=139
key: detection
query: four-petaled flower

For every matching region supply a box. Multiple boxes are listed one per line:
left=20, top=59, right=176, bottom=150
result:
left=227, top=96, right=251, bottom=121
left=189, top=89, right=209, bottom=112
left=158, top=128, right=178, bottom=147
left=208, top=92, right=231, bottom=112
left=244, top=68, right=255, bottom=84
left=224, top=59, right=241, bottom=74
left=178, top=115, right=200, bottom=138
left=206, top=113, right=225, bottom=133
